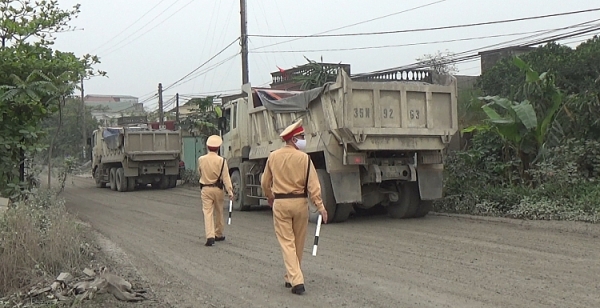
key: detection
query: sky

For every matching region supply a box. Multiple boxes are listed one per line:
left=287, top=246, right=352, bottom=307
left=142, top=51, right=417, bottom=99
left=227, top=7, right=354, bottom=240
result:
left=51, top=0, right=600, bottom=111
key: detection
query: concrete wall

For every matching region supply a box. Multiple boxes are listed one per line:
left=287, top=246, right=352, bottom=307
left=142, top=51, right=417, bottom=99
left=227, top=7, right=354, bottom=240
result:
left=479, top=47, right=536, bottom=74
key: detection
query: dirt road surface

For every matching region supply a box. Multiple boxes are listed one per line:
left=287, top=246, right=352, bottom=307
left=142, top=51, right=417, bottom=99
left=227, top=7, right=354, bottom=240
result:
left=63, top=176, right=600, bottom=308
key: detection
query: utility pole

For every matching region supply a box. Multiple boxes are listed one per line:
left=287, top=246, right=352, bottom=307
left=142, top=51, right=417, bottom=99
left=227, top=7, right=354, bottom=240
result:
left=81, top=76, right=86, bottom=161
left=175, top=93, right=180, bottom=128
left=158, top=83, right=164, bottom=127
left=240, top=0, right=249, bottom=85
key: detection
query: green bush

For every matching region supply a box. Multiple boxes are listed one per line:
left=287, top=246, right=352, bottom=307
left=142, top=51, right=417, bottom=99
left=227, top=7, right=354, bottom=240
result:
left=436, top=137, right=600, bottom=223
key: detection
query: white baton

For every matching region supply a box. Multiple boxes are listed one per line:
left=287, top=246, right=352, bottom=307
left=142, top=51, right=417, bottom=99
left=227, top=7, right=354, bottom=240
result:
left=227, top=200, right=233, bottom=225
left=312, top=214, right=322, bottom=256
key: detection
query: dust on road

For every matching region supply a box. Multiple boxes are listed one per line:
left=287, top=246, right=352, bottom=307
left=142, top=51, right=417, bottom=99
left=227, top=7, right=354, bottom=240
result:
left=63, top=176, right=600, bottom=308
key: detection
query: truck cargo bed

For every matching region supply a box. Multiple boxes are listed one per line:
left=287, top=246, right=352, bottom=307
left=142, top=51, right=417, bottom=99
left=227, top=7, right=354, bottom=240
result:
left=244, top=69, right=457, bottom=158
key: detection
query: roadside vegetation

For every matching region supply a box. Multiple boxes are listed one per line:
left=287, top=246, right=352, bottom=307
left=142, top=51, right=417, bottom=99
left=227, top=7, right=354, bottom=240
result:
left=0, top=0, right=104, bottom=303
left=435, top=38, right=600, bottom=223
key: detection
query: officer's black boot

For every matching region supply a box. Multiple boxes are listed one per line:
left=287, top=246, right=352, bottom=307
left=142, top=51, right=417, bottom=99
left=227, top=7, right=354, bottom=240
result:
left=284, top=282, right=292, bottom=288
left=291, top=284, right=305, bottom=295
left=215, top=236, right=226, bottom=242
left=205, top=238, right=215, bottom=246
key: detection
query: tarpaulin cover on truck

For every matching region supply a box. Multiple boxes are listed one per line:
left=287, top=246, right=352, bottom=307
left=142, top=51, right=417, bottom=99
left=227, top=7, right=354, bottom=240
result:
left=256, top=86, right=327, bottom=113
left=102, top=128, right=122, bottom=150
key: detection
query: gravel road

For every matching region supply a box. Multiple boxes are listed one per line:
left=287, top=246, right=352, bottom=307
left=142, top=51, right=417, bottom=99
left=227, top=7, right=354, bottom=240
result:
left=63, top=176, right=600, bottom=308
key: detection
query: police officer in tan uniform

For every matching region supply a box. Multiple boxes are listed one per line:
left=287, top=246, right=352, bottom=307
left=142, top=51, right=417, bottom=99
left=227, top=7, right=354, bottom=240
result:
left=261, top=119, right=329, bottom=295
left=197, top=135, right=234, bottom=247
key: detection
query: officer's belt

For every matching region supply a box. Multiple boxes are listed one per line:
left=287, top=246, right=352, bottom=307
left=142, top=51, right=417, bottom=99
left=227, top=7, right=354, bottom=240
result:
left=274, top=193, right=308, bottom=199
left=200, top=183, right=220, bottom=188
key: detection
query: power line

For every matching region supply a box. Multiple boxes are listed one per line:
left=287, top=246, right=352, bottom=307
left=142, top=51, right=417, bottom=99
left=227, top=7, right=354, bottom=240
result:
left=178, top=54, right=240, bottom=85
left=100, top=0, right=195, bottom=57
left=388, top=21, right=599, bottom=73
left=249, top=1, right=448, bottom=51
left=353, top=21, right=600, bottom=77
left=162, top=38, right=240, bottom=92
left=141, top=52, right=240, bottom=110
left=150, top=53, right=240, bottom=107
left=250, top=7, right=600, bottom=39
left=249, top=28, right=580, bottom=54
left=178, top=89, right=240, bottom=97
left=88, top=0, right=164, bottom=54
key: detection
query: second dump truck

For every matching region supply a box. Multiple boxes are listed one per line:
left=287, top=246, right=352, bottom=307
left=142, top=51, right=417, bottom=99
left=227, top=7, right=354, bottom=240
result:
left=220, top=69, right=458, bottom=222
left=91, top=117, right=182, bottom=192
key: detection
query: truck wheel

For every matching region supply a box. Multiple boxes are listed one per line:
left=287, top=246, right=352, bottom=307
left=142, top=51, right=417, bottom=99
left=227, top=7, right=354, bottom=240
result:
left=169, top=175, right=178, bottom=188
left=403, top=183, right=420, bottom=219
left=127, top=177, right=136, bottom=191
left=230, top=170, right=250, bottom=211
left=94, top=169, right=106, bottom=188
left=414, top=200, right=433, bottom=218
left=388, top=182, right=419, bottom=219
left=109, top=168, right=117, bottom=191
left=308, top=169, right=337, bottom=224
left=332, top=203, right=353, bottom=223
left=116, top=168, right=127, bottom=192
left=158, top=176, right=169, bottom=189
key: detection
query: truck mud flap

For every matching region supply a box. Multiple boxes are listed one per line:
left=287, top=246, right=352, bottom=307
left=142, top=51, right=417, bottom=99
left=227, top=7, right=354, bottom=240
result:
left=417, top=164, right=443, bottom=200
left=330, top=171, right=361, bottom=204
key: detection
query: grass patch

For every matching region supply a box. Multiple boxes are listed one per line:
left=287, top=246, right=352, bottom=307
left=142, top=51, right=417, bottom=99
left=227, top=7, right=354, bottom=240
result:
left=0, top=189, right=93, bottom=296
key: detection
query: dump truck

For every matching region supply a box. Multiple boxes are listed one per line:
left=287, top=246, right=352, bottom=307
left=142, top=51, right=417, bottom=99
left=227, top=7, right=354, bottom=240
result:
left=90, top=117, right=183, bottom=192
left=220, top=69, right=458, bottom=222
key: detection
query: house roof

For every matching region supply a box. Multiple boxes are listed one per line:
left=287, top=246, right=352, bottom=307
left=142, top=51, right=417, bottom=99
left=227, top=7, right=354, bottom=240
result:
left=84, top=94, right=138, bottom=103
left=86, top=102, right=143, bottom=112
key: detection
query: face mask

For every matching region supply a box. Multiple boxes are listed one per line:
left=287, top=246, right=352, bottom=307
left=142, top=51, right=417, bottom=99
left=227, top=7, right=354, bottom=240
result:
left=294, top=139, right=307, bottom=151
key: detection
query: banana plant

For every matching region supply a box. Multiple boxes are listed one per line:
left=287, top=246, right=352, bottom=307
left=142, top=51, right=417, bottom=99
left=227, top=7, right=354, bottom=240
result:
left=463, top=57, right=565, bottom=178
left=512, top=57, right=565, bottom=162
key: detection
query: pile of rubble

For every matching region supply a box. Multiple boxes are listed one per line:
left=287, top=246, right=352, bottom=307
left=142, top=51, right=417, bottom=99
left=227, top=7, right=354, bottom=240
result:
left=1, top=266, right=147, bottom=307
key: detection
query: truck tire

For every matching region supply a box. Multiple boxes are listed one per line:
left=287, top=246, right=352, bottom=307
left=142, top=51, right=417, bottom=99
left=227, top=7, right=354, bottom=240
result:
left=116, top=168, right=127, bottom=192
left=332, top=203, right=353, bottom=223
left=388, top=182, right=419, bottom=219
left=109, top=168, right=117, bottom=191
left=403, top=183, right=420, bottom=219
left=308, top=169, right=338, bottom=224
left=94, top=169, right=106, bottom=188
left=169, top=175, right=178, bottom=188
left=230, top=170, right=250, bottom=211
left=156, top=176, right=168, bottom=189
left=95, top=178, right=106, bottom=188
left=414, top=200, right=433, bottom=218
left=126, top=177, right=136, bottom=191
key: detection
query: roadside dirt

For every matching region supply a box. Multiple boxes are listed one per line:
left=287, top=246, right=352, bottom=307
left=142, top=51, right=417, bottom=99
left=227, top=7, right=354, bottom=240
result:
left=23, top=173, right=171, bottom=308
left=63, top=176, right=600, bottom=308
left=76, top=225, right=173, bottom=308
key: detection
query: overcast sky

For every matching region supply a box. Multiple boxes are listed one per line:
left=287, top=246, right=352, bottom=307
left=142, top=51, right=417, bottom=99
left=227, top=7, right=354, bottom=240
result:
left=52, top=0, right=599, bottom=110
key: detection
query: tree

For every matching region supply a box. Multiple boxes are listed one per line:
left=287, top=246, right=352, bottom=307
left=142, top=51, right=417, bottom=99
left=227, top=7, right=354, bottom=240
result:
left=0, top=0, right=104, bottom=199
left=476, top=38, right=600, bottom=140
left=178, top=96, right=222, bottom=137
left=40, top=97, right=100, bottom=161
left=415, top=50, right=458, bottom=75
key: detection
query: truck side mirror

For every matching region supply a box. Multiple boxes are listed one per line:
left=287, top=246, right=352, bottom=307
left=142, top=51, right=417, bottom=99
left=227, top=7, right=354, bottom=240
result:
left=218, top=117, right=227, bottom=131
left=86, top=137, right=91, bottom=145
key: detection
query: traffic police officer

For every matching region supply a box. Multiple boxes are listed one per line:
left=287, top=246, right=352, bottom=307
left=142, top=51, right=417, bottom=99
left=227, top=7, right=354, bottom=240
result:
left=197, top=135, right=233, bottom=247
left=261, top=119, right=329, bottom=295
